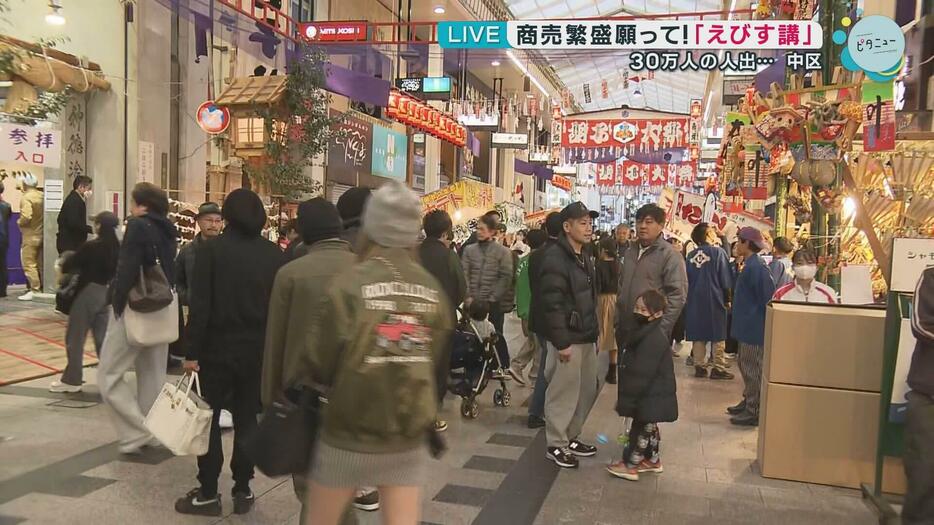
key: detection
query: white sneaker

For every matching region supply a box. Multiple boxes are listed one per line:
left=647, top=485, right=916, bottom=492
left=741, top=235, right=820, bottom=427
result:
left=49, top=381, right=82, bottom=393
left=219, top=409, right=234, bottom=429
left=17, top=291, right=34, bottom=301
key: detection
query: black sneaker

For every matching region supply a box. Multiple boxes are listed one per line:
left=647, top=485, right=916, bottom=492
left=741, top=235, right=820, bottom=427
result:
left=233, top=489, right=254, bottom=515
left=605, top=366, right=617, bottom=385
left=694, top=366, right=708, bottom=378
left=709, top=369, right=735, bottom=380
left=353, top=489, right=380, bottom=511
left=568, top=439, right=597, bottom=457
left=726, top=400, right=747, bottom=415
left=547, top=446, right=579, bottom=468
left=175, top=488, right=222, bottom=516
left=527, top=415, right=545, bottom=429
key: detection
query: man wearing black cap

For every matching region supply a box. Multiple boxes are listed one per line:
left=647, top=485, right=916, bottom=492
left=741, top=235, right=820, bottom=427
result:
left=539, top=202, right=601, bottom=469
left=262, top=197, right=361, bottom=524
left=173, top=202, right=223, bottom=365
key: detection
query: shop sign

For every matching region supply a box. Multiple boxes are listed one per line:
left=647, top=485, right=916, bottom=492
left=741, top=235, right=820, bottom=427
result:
left=196, top=101, right=231, bottom=134
left=458, top=112, right=499, bottom=130
left=890, top=237, right=934, bottom=293
left=561, top=118, right=689, bottom=149
left=299, top=21, right=367, bottom=42
left=327, top=110, right=372, bottom=184
left=529, top=150, right=551, bottom=162
left=595, top=160, right=694, bottom=187
left=0, top=123, right=62, bottom=169
left=491, top=132, right=528, bottom=149
left=689, top=98, right=702, bottom=162
left=551, top=174, right=572, bottom=191
left=394, top=76, right=452, bottom=100
left=553, top=165, right=576, bottom=175
left=722, top=77, right=755, bottom=96
left=861, top=80, right=896, bottom=152
left=387, top=89, right=466, bottom=147
left=371, top=124, right=407, bottom=181
left=421, top=179, right=493, bottom=216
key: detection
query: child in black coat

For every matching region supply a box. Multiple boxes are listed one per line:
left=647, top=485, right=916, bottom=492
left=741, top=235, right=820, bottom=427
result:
left=607, top=289, right=679, bottom=481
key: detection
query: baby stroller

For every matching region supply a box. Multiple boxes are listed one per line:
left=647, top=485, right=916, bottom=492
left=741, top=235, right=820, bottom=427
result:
left=448, top=310, right=511, bottom=419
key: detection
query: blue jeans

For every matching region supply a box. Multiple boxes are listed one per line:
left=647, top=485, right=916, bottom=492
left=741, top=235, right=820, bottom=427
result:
left=528, top=333, right=549, bottom=419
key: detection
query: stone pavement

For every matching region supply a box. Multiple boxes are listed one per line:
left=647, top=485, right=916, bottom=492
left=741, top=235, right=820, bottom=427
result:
left=0, top=306, right=879, bottom=524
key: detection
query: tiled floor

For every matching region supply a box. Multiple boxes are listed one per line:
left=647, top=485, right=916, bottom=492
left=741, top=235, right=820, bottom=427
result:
left=0, top=304, right=878, bottom=524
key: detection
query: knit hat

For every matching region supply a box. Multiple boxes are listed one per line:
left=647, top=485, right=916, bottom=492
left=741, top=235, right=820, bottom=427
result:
left=298, top=197, right=343, bottom=246
left=337, top=187, right=372, bottom=226
left=222, top=188, right=267, bottom=236
left=362, top=181, right=422, bottom=249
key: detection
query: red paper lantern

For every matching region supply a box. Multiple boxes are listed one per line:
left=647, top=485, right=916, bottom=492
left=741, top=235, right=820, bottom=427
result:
left=386, top=91, right=399, bottom=118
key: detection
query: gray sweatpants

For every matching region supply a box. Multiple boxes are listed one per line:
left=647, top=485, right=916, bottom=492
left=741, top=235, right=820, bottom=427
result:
left=544, top=342, right=601, bottom=449
left=60, top=283, right=109, bottom=386
left=737, top=343, right=764, bottom=417
left=903, top=391, right=934, bottom=524
left=98, top=311, right=168, bottom=449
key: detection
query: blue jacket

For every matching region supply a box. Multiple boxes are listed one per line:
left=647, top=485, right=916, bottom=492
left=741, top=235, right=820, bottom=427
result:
left=684, top=244, right=732, bottom=342
left=730, top=254, right=775, bottom=346
left=767, top=256, right=793, bottom=288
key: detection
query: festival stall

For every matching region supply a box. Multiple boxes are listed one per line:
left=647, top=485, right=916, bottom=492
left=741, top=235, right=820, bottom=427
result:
left=421, top=180, right=494, bottom=243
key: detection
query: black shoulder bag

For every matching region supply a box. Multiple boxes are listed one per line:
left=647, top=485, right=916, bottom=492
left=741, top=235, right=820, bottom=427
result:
left=248, top=386, right=324, bottom=477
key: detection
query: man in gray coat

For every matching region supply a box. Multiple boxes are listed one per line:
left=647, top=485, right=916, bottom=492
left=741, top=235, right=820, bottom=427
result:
left=463, top=214, right=514, bottom=370
left=616, top=204, right=688, bottom=347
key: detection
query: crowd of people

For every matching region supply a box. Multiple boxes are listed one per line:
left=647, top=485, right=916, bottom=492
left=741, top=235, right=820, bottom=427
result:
left=4, top=176, right=880, bottom=524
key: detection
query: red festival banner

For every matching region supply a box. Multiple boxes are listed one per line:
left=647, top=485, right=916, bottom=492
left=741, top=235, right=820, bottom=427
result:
left=561, top=118, right=690, bottom=149
left=596, top=160, right=696, bottom=187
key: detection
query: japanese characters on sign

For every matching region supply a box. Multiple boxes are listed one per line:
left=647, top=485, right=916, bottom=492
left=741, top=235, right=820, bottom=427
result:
left=503, top=21, right=822, bottom=50
left=0, top=123, right=63, bottom=169
left=562, top=118, right=689, bottom=149
left=550, top=174, right=572, bottom=191
left=891, top=237, right=934, bottom=293
left=595, top=160, right=695, bottom=188
left=64, top=99, right=86, bottom=181
left=327, top=109, right=373, bottom=185
left=689, top=99, right=702, bottom=162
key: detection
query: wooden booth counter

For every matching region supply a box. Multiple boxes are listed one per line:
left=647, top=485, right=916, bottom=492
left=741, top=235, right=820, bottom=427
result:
left=757, top=302, right=906, bottom=492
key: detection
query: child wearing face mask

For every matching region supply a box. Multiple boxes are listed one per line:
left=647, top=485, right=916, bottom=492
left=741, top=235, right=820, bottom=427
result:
left=607, top=289, right=679, bottom=481
left=772, top=249, right=837, bottom=304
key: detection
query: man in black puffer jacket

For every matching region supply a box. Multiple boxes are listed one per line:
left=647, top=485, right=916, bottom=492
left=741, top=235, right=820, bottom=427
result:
left=539, top=202, right=600, bottom=469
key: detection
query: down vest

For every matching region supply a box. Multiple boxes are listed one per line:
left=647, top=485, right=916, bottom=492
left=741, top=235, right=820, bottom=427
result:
left=539, top=235, right=598, bottom=350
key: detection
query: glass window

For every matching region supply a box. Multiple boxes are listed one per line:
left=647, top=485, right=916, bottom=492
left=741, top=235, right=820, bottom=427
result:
left=290, top=0, right=313, bottom=21
left=236, top=117, right=265, bottom=145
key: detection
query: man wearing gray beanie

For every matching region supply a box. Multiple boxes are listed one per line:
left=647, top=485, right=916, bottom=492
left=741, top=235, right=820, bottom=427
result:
left=302, top=181, right=453, bottom=524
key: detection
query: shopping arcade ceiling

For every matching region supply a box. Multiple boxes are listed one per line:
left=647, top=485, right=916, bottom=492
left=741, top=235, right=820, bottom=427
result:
left=502, top=0, right=726, bottom=114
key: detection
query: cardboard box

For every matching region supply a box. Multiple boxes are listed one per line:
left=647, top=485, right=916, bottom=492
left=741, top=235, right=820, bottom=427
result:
left=765, top=303, right=886, bottom=391
left=758, top=382, right=906, bottom=492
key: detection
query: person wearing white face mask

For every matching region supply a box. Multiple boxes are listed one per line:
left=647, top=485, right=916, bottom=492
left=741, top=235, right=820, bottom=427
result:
left=772, top=249, right=837, bottom=304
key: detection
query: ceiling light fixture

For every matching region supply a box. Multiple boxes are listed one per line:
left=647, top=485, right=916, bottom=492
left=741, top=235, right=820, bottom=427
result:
left=45, top=0, right=65, bottom=25
left=491, top=60, right=501, bottom=66
left=433, top=6, right=446, bottom=14
left=506, top=50, right=547, bottom=95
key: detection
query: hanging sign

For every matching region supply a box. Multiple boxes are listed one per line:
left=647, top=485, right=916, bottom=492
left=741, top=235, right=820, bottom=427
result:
left=491, top=132, right=529, bottom=149
left=299, top=21, right=368, bottom=42
left=551, top=174, right=572, bottom=191
left=0, top=123, right=63, bottom=169
left=394, top=76, right=452, bottom=100
left=196, top=101, right=231, bottom=134
left=561, top=118, right=689, bottom=149
left=861, top=80, right=896, bottom=152
left=689, top=99, right=702, bottom=162
left=595, top=159, right=696, bottom=187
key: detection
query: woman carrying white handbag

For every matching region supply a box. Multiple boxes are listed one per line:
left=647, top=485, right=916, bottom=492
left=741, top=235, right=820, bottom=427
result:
left=99, top=182, right=179, bottom=455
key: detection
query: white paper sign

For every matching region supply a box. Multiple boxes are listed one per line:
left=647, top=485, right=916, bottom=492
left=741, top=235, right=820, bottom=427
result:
left=44, top=179, right=64, bottom=212
left=840, top=264, right=875, bottom=305
left=138, top=141, right=155, bottom=183
left=0, top=123, right=63, bottom=168
left=891, top=237, right=934, bottom=293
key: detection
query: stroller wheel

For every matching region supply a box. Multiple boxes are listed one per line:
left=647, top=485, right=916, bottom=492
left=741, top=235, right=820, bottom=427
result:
left=469, top=400, right=480, bottom=419
left=493, top=389, right=504, bottom=407
left=501, top=390, right=511, bottom=407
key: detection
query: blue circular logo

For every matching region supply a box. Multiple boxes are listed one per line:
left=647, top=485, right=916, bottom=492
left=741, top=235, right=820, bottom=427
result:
left=846, top=15, right=905, bottom=73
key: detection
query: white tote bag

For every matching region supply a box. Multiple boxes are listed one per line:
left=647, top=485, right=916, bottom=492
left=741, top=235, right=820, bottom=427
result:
left=124, top=292, right=179, bottom=347
left=144, top=372, right=213, bottom=456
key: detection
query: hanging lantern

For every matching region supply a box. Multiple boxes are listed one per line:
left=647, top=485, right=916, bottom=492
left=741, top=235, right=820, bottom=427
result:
left=386, top=91, right=400, bottom=118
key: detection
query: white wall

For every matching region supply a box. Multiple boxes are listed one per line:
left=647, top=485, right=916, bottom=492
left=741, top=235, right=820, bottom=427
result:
left=3, top=0, right=136, bottom=217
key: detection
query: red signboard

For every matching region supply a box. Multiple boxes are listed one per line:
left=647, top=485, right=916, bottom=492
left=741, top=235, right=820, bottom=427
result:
left=561, top=118, right=690, bottom=149
left=551, top=174, right=572, bottom=191
left=596, top=160, right=697, bottom=187
left=299, top=21, right=368, bottom=42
